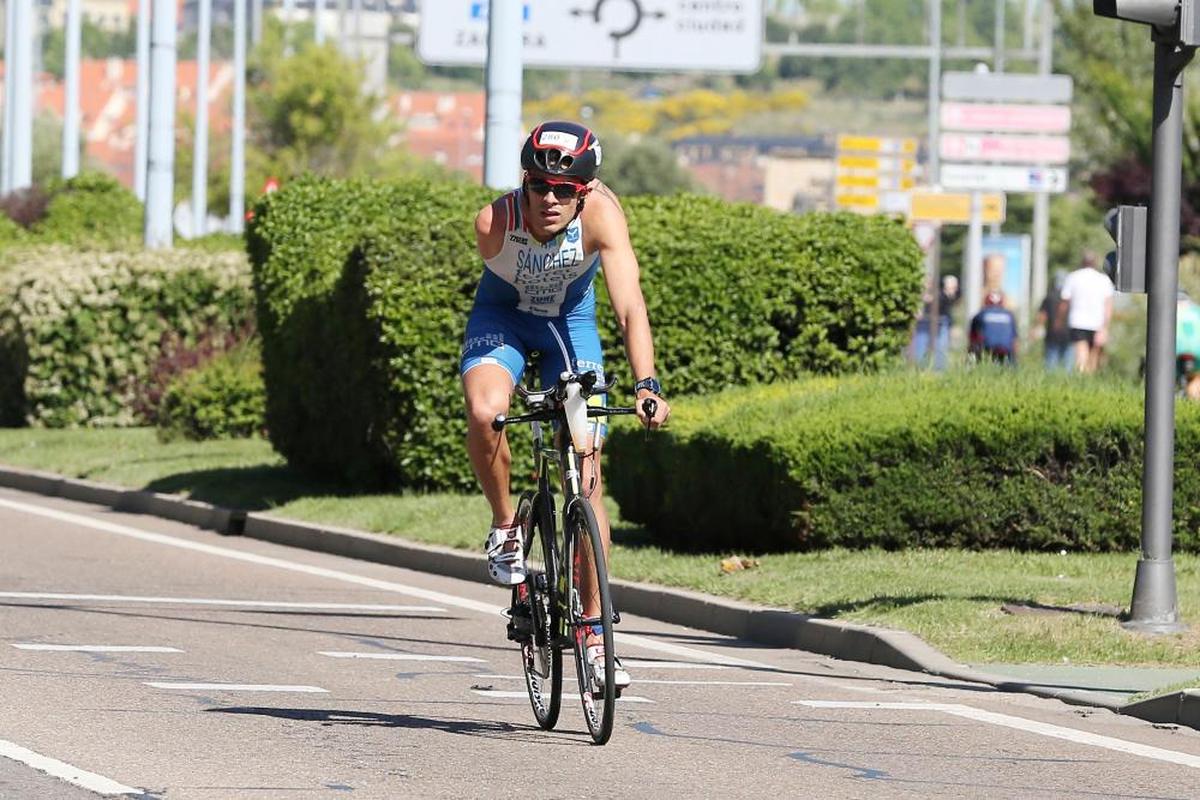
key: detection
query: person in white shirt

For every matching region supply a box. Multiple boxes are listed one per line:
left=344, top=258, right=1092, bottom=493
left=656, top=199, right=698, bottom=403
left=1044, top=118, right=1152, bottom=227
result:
left=1056, top=251, right=1115, bottom=373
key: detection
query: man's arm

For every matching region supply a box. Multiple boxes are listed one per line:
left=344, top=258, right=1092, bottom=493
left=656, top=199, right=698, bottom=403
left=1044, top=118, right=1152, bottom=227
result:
left=584, top=185, right=668, bottom=427
left=475, top=198, right=506, bottom=260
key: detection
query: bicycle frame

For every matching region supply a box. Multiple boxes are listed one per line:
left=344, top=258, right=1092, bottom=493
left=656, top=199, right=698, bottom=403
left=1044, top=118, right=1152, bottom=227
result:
left=527, top=412, right=589, bottom=650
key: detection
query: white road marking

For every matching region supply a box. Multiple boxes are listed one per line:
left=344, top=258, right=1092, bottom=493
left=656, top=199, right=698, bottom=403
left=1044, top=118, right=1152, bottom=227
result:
left=0, top=591, right=444, bottom=613
left=621, top=660, right=729, bottom=670
left=0, top=738, right=141, bottom=796
left=145, top=682, right=328, bottom=693
left=0, top=497, right=769, bottom=668
left=796, top=701, right=1200, bottom=769
left=320, top=651, right=486, bottom=663
left=474, top=674, right=789, bottom=687
left=473, top=689, right=654, bottom=704
left=12, top=644, right=182, bottom=653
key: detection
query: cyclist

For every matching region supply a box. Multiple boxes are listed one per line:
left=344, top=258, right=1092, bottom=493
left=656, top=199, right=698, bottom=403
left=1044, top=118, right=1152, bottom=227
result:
left=460, top=120, right=670, bottom=690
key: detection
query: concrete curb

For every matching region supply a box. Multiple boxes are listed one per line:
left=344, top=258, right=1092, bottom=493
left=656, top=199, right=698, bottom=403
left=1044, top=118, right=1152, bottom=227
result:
left=0, top=464, right=1179, bottom=727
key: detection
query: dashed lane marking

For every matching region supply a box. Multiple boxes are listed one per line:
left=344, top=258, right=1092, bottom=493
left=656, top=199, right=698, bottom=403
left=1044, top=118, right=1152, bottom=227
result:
left=472, top=689, right=654, bottom=703
left=320, top=651, right=486, bottom=663
left=0, top=738, right=141, bottom=796
left=796, top=701, right=1200, bottom=769
left=621, top=660, right=728, bottom=670
left=12, top=644, right=182, bottom=653
left=145, top=682, right=329, bottom=693
left=0, top=591, right=445, bottom=613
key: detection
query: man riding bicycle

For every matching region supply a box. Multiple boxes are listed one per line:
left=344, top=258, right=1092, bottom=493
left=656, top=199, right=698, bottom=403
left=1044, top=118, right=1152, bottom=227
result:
left=460, top=121, right=670, bottom=690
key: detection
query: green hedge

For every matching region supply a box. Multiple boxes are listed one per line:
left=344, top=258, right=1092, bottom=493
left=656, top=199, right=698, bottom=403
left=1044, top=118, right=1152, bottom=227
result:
left=605, top=370, right=1200, bottom=553
left=249, top=176, right=924, bottom=489
left=0, top=248, right=254, bottom=427
left=246, top=174, right=492, bottom=486
left=599, top=197, right=924, bottom=393
left=158, top=339, right=266, bottom=441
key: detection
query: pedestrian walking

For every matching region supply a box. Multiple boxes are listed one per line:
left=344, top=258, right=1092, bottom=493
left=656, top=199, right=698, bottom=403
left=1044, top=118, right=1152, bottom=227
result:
left=1057, top=252, right=1114, bottom=374
left=1036, top=269, right=1071, bottom=370
left=912, top=274, right=959, bottom=371
left=969, top=290, right=1018, bottom=365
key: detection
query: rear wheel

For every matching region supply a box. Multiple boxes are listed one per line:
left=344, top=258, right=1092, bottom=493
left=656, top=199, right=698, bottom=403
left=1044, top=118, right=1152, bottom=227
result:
left=511, top=491, right=561, bottom=730
left=567, top=498, right=615, bottom=745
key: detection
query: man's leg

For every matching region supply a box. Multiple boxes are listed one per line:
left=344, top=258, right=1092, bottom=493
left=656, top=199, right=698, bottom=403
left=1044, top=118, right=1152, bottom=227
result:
left=463, top=364, right=516, bottom=527
left=1073, top=340, right=1090, bottom=373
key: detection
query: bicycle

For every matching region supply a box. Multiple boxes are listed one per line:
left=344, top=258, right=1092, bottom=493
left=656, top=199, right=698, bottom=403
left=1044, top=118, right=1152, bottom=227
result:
left=492, top=369, right=656, bottom=745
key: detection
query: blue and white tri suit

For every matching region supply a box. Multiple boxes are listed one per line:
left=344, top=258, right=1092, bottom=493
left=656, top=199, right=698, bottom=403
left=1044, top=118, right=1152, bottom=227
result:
left=460, top=189, right=608, bottom=435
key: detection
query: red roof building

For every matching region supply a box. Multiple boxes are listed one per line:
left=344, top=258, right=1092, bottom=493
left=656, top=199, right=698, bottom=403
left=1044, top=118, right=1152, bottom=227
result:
left=389, top=91, right=485, bottom=182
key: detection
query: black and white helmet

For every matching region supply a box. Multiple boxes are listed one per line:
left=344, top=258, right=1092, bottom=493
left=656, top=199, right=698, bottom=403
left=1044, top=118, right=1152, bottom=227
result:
left=520, top=121, right=602, bottom=182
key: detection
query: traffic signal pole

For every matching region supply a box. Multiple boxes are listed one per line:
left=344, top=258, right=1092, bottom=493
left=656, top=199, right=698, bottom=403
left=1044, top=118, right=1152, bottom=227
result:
left=1126, top=37, right=1195, bottom=633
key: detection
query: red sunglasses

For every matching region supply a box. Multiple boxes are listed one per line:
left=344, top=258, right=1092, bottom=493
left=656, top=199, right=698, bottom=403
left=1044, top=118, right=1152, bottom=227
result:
left=525, top=176, right=587, bottom=200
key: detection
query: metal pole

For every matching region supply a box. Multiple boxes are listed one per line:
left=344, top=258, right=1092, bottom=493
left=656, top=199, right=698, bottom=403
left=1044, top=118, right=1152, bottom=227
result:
left=192, top=0, right=211, bottom=238
left=1125, top=38, right=1195, bottom=634
left=1023, top=0, right=1035, bottom=53
left=62, top=0, right=82, bottom=178
left=251, top=0, right=262, bottom=46
left=144, top=0, right=177, bottom=248
left=3, top=0, right=18, bottom=192
left=993, top=0, right=1005, bottom=72
left=315, top=0, right=325, bottom=44
left=483, top=0, right=523, bottom=189
left=230, top=0, right=246, bottom=233
left=135, top=0, right=151, bottom=201
left=9, top=0, right=33, bottom=190
left=964, top=191, right=983, bottom=317
left=1030, top=0, right=1054, bottom=329
left=927, top=0, right=941, bottom=187
left=337, top=0, right=346, bottom=52
left=352, top=0, right=361, bottom=60
left=283, top=0, right=294, bottom=54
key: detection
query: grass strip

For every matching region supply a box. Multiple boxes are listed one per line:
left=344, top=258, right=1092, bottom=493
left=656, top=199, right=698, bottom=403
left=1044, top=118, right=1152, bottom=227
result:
left=1, top=427, right=1197, bottom=668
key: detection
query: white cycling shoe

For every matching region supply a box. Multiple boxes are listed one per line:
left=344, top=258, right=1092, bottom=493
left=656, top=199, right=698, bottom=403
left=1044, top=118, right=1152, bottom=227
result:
left=485, top=523, right=526, bottom=586
left=586, top=644, right=631, bottom=690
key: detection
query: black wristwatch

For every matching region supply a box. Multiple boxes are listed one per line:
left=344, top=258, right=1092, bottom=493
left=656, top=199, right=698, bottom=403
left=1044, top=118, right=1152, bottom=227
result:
left=634, top=376, right=663, bottom=397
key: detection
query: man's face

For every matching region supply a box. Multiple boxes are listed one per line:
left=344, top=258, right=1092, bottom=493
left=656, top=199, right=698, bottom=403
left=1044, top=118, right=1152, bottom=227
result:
left=524, top=171, right=586, bottom=234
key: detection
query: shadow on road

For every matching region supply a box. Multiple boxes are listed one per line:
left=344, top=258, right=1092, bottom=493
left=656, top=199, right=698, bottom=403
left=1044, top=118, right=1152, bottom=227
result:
left=209, top=706, right=583, bottom=746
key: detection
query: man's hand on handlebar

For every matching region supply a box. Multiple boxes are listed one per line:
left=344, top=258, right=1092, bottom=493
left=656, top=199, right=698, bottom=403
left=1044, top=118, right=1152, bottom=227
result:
left=635, top=391, right=669, bottom=430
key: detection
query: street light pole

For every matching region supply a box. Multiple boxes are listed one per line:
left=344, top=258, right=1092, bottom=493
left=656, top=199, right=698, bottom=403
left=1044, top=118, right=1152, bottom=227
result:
left=62, top=0, right=82, bottom=178
left=483, top=0, right=524, bottom=189
left=144, top=0, right=177, bottom=248
left=192, top=0, right=212, bottom=238
left=1125, top=37, right=1195, bottom=634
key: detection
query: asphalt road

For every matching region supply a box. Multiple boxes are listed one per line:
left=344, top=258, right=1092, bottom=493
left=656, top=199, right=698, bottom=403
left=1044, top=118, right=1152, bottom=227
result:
left=1, top=486, right=1199, bottom=799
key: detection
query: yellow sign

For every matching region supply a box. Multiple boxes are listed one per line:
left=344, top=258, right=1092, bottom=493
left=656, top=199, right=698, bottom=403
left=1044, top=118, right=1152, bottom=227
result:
left=836, top=135, right=919, bottom=155
left=835, top=193, right=880, bottom=210
left=909, top=192, right=1006, bottom=224
left=836, top=174, right=917, bottom=190
left=836, top=155, right=918, bottom=173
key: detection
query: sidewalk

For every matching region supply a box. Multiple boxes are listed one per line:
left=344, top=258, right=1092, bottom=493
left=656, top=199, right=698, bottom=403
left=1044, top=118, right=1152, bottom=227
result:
left=2, top=462, right=1198, bottom=730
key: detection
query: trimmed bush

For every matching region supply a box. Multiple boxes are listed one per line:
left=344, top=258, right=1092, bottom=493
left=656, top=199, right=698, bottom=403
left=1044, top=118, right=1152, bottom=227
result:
left=247, top=173, right=492, bottom=486
left=32, top=173, right=143, bottom=249
left=599, top=198, right=924, bottom=394
left=158, top=338, right=266, bottom=441
left=605, top=370, right=1200, bottom=554
left=249, top=177, right=924, bottom=489
left=0, top=248, right=254, bottom=427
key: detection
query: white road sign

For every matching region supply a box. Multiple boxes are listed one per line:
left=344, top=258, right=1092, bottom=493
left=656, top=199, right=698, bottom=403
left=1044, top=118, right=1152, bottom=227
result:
left=941, top=102, right=1071, bottom=134
left=939, top=133, right=1070, bottom=165
left=942, top=72, right=1073, bottom=104
left=418, top=1, right=764, bottom=73
left=941, top=163, right=1068, bottom=194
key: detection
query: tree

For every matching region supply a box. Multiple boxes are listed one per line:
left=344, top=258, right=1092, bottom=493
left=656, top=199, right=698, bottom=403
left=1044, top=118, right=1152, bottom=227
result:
left=596, top=135, right=696, bottom=197
left=41, top=19, right=137, bottom=80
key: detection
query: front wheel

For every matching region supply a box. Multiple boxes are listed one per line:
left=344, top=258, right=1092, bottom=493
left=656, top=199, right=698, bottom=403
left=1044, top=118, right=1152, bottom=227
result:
left=511, top=491, right=561, bottom=730
left=567, top=498, right=616, bottom=745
